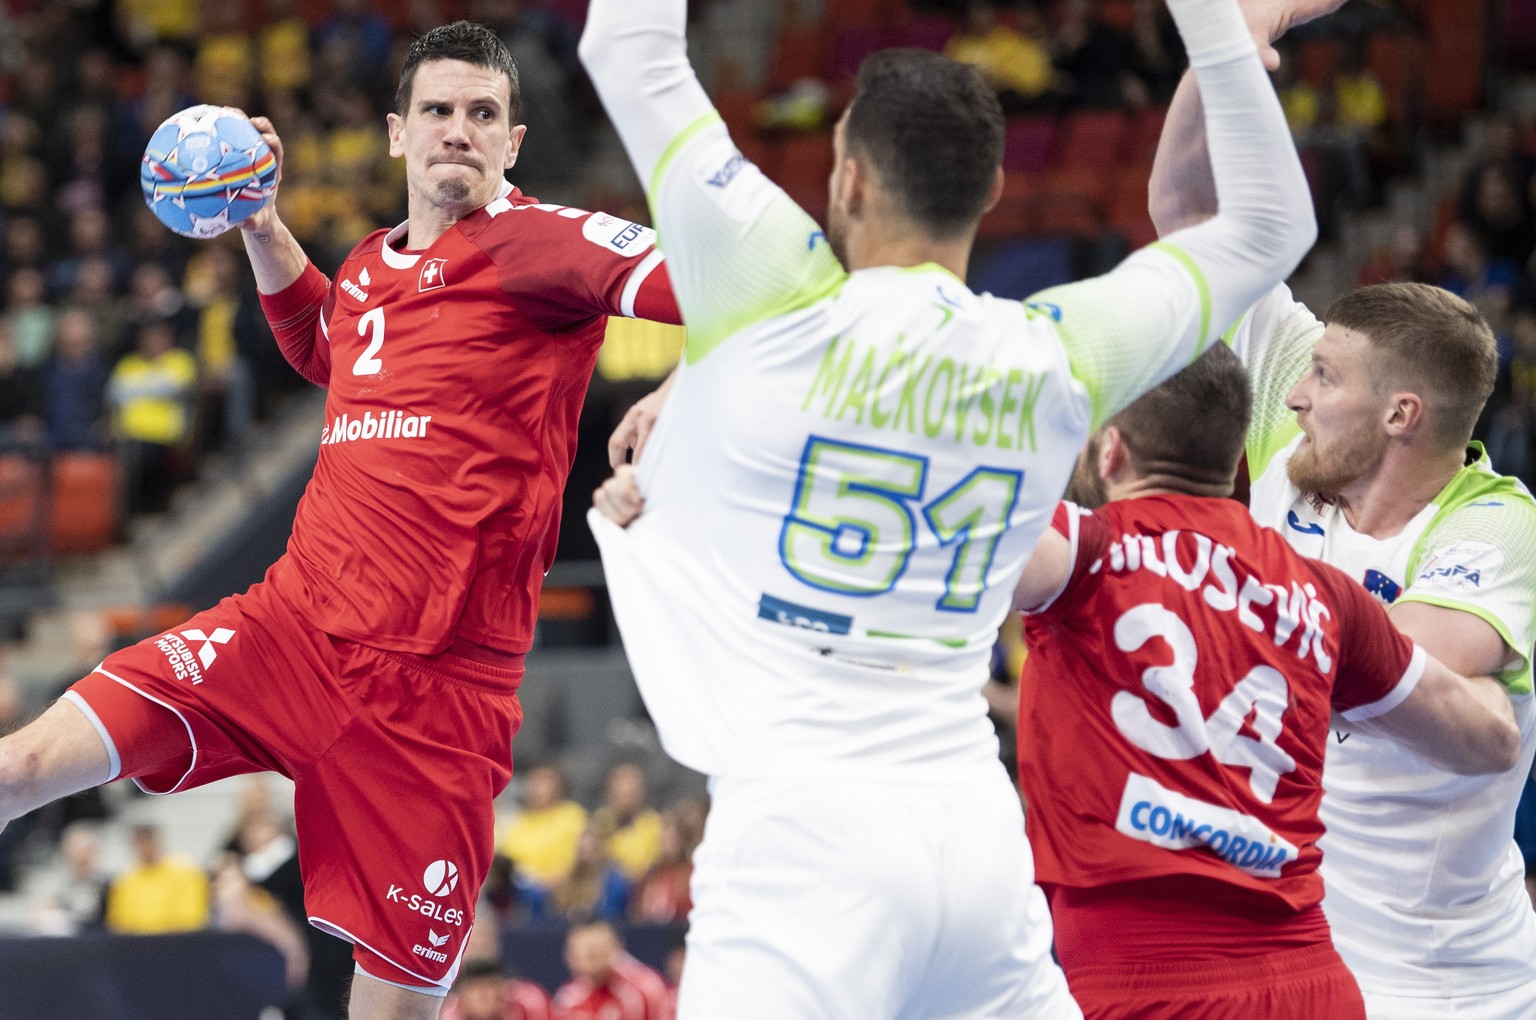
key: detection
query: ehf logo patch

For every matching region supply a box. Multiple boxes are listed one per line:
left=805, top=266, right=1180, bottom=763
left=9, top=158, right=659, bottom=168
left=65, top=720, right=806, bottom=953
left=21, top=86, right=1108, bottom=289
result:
left=582, top=213, right=653, bottom=257
left=1415, top=540, right=1504, bottom=593
left=419, top=258, right=448, bottom=292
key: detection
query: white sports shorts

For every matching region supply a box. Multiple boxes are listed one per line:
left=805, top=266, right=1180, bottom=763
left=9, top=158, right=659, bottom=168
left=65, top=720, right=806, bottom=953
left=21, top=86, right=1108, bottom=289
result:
left=677, top=769, right=1082, bottom=1020
left=1363, top=984, right=1536, bottom=1020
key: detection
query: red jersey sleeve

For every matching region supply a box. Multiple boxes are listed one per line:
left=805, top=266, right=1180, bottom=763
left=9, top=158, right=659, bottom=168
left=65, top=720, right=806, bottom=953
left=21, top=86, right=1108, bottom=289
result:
left=1314, top=562, right=1426, bottom=720
left=465, top=204, right=682, bottom=330
left=1032, top=502, right=1112, bottom=615
left=257, top=259, right=334, bottom=387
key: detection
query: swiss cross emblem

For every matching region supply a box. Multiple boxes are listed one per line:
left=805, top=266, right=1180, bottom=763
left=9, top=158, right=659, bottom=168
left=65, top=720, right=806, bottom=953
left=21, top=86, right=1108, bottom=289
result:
left=419, top=258, right=448, bottom=292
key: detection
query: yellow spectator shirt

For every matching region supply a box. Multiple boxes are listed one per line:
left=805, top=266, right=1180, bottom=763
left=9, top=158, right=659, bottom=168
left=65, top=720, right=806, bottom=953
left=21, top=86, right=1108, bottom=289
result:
left=105, top=857, right=210, bottom=934
left=499, top=801, right=587, bottom=887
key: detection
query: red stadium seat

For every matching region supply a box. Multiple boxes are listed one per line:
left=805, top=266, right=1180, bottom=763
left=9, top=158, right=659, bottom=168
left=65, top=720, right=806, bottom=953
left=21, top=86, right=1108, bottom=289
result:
left=896, top=15, right=955, bottom=52
left=0, top=454, right=45, bottom=564
left=1127, top=106, right=1169, bottom=164
left=1003, top=117, right=1058, bottom=174
left=768, top=26, right=830, bottom=90
left=831, top=26, right=898, bottom=83
left=1054, top=110, right=1131, bottom=169
left=51, top=452, right=120, bottom=555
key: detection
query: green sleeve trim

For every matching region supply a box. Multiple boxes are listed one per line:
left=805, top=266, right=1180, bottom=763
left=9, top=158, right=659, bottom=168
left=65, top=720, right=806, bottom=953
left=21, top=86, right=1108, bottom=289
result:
left=1048, top=312, right=1109, bottom=429
left=684, top=266, right=845, bottom=364
left=1221, top=309, right=1250, bottom=349
left=1392, top=594, right=1534, bottom=696
left=648, top=110, right=723, bottom=203
left=1149, top=240, right=1211, bottom=361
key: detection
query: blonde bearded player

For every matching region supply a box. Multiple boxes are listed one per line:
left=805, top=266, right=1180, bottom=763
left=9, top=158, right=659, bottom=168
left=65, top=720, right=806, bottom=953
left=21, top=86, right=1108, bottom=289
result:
left=1150, top=1, right=1536, bottom=1016
left=579, top=0, right=1315, bottom=1015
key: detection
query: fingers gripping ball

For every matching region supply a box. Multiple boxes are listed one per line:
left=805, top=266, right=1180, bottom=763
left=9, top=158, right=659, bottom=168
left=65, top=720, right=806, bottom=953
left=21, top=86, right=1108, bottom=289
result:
left=141, top=105, right=276, bottom=239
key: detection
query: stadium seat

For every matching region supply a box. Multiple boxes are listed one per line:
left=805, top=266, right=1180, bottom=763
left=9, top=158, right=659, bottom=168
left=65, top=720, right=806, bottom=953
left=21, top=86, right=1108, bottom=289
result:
left=767, top=25, right=829, bottom=90
left=51, top=452, right=120, bottom=555
left=831, top=26, right=898, bottom=83
left=773, top=132, right=836, bottom=221
left=1003, top=117, right=1058, bottom=174
left=896, top=15, right=955, bottom=52
left=1054, top=110, right=1131, bottom=170
left=825, top=0, right=909, bottom=31
left=0, top=454, right=45, bottom=564
left=1293, top=37, right=1341, bottom=90
left=1420, top=0, right=1484, bottom=118
left=1126, top=106, right=1169, bottom=165
left=1367, top=33, right=1421, bottom=130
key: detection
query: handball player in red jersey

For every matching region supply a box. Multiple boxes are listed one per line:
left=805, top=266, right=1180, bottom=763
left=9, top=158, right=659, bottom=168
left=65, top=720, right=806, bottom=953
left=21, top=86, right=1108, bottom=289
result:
left=1010, top=346, right=1519, bottom=1019
left=0, top=21, right=680, bottom=1020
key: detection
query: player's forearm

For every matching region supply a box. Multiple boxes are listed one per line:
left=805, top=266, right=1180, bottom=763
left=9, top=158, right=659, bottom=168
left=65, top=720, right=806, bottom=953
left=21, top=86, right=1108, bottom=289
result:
left=239, top=210, right=310, bottom=296
left=1148, top=71, right=1217, bottom=235
left=1159, top=0, right=1315, bottom=334
left=257, top=262, right=332, bottom=387
left=1363, top=659, right=1520, bottom=775
left=578, top=0, right=715, bottom=188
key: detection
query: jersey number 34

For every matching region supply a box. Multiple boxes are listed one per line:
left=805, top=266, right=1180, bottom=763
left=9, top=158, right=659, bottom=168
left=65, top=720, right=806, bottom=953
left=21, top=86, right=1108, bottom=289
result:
left=1115, top=603, right=1298, bottom=804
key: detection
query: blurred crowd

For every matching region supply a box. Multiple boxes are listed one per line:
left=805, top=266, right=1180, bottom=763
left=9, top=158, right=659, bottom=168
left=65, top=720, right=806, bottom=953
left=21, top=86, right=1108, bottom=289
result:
left=0, top=0, right=605, bottom=524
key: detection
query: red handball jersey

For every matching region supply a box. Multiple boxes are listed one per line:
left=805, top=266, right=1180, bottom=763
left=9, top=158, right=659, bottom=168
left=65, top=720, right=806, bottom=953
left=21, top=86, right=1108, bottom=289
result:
left=260, top=186, right=680, bottom=655
left=1018, top=495, right=1424, bottom=915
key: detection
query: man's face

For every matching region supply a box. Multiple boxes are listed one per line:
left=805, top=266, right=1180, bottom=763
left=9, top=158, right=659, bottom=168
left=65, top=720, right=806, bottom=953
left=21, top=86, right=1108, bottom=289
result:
left=565, top=928, right=617, bottom=986
left=388, top=59, right=525, bottom=218
left=1285, top=323, right=1391, bottom=497
left=457, top=976, right=506, bottom=1020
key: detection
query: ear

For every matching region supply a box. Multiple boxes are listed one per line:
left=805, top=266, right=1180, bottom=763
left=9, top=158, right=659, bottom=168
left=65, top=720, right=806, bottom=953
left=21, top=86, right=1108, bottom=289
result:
left=386, top=112, right=405, bottom=158
left=505, top=124, right=527, bottom=170
left=840, top=154, right=867, bottom=219
left=1384, top=390, right=1425, bottom=439
left=982, top=165, right=1005, bottom=216
left=1098, top=425, right=1129, bottom=480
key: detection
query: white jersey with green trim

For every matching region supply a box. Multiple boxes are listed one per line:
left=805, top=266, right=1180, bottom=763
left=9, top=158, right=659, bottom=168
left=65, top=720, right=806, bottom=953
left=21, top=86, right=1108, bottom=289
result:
left=582, top=0, right=1311, bottom=782
left=1233, top=283, right=1536, bottom=998
left=590, top=125, right=1240, bottom=781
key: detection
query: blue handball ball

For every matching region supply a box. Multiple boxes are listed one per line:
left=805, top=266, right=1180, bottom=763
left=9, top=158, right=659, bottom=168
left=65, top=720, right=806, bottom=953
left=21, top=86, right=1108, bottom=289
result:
left=140, top=105, right=277, bottom=239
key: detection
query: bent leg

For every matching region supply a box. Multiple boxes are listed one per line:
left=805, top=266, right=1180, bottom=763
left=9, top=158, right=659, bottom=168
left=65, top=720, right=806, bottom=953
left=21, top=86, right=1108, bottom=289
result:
left=0, top=698, right=112, bottom=826
left=348, top=970, right=444, bottom=1020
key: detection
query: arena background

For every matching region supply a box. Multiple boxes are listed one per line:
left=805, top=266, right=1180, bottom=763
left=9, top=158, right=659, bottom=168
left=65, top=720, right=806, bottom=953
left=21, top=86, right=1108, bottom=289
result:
left=0, top=0, right=1532, bottom=1017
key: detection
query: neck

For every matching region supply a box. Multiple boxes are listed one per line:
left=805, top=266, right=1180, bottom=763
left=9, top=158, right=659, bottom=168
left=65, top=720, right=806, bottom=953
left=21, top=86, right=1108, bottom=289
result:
left=1334, top=444, right=1464, bottom=537
left=844, top=220, right=974, bottom=280
left=1107, top=474, right=1233, bottom=502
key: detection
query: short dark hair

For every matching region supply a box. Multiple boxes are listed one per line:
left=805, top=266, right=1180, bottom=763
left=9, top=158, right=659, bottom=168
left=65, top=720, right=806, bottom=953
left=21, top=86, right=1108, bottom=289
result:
left=1109, top=343, right=1252, bottom=489
left=843, top=49, right=1004, bottom=238
left=1323, top=283, right=1497, bottom=450
left=395, top=21, right=521, bottom=124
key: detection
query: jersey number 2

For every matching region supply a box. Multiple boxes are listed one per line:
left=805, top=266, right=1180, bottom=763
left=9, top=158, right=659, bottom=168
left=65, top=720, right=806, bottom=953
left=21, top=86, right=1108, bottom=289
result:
left=1113, top=604, right=1298, bottom=803
left=353, top=307, right=385, bottom=376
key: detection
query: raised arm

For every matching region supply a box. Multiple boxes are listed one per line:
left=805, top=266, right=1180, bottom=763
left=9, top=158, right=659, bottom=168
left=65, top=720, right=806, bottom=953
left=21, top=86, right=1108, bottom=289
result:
left=1028, top=0, right=1315, bottom=428
left=233, top=115, right=332, bottom=387
left=579, top=0, right=846, bottom=365
left=1149, top=0, right=1351, bottom=236
left=237, top=116, right=311, bottom=296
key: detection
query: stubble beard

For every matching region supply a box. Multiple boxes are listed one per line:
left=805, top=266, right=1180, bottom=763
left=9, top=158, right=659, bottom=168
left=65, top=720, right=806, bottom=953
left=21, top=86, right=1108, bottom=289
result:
left=1065, top=436, right=1108, bottom=509
left=1285, top=426, right=1386, bottom=499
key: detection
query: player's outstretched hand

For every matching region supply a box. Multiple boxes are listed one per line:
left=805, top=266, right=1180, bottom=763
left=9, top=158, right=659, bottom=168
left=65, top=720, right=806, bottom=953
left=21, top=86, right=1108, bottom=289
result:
left=1237, top=0, right=1351, bottom=69
left=594, top=465, right=645, bottom=527
left=237, top=114, right=284, bottom=235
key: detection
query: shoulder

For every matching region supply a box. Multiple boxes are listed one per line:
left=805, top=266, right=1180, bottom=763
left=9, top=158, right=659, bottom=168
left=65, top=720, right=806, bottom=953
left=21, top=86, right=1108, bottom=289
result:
left=461, top=197, right=656, bottom=258
left=345, top=228, right=392, bottom=263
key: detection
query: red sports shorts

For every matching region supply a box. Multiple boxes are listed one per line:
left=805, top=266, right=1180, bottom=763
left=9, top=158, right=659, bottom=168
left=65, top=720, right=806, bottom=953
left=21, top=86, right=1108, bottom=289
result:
left=64, top=576, right=523, bottom=995
left=1064, top=943, right=1365, bottom=1019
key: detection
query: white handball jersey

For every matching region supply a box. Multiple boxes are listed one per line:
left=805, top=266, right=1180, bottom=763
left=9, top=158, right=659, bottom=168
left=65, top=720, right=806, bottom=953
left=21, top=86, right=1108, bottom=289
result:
left=1233, top=283, right=1536, bottom=998
left=590, top=115, right=1237, bottom=782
